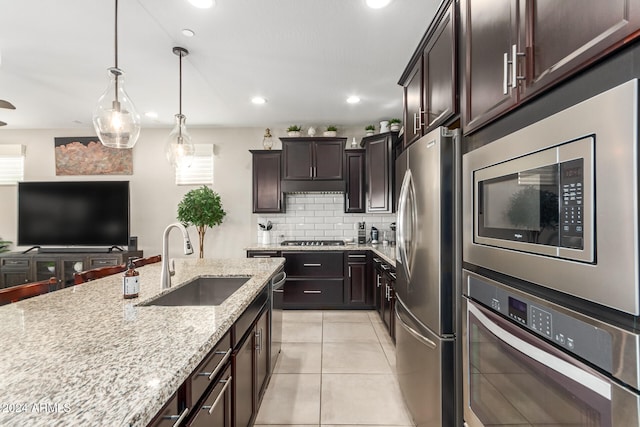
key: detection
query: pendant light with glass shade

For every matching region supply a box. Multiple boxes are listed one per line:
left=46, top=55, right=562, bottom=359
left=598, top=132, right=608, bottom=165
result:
left=93, top=0, right=141, bottom=149
left=165, top=47, right=195, bottom=169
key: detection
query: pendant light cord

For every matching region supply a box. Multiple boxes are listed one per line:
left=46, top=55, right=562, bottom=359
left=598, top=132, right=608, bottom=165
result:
left=114, top=0, right=119, bottom=69
left=113, top=0, right=120, bottom=103
left=179, top=50, right=183, bottom=116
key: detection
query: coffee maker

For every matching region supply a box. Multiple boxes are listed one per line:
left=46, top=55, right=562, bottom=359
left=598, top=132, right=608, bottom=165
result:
left=370, top=226, right=379, bottom=244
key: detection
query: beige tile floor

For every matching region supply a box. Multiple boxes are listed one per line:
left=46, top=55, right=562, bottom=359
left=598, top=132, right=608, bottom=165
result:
left=255, top=310, right=414, bottom=427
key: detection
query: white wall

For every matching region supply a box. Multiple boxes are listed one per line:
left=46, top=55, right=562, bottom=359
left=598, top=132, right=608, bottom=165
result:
left=0, top=125, right=371, bottom=259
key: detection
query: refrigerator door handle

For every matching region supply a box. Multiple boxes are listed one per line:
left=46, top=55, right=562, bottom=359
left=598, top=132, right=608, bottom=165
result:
left=395, top=303, right=437, bottom=349
left=397, top=169, right=414, bottom=281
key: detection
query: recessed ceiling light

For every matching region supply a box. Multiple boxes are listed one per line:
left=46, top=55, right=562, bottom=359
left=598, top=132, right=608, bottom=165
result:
left=181, top=29, right=195, bottom=37
left=188, top=0, right=214, bottom=9
left=366, top=0, right=392, bottom=9
left=251, top=96, right=267, bottom=105
left=145, top=111, right=158, bottom=119
left=346, top=96, right=361, bottom=104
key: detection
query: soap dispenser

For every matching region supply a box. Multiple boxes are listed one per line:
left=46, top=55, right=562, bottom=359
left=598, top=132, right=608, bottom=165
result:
left=123, top=258, right=140, bottom=299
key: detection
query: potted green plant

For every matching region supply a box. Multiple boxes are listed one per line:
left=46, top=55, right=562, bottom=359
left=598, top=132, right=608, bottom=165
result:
left=365, top=124, right=375, bottom=136
left=389, top=118, right=401, bottom=132
left=287, top=125, right=302, bottom=137
left=177, top=186, right=226, bottom=258
left=324, top=125, right=337, bottom=137
left=0, top=238, right=12, bottom=253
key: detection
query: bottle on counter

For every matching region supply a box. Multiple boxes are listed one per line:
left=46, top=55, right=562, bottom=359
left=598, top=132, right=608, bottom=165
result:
left=123, top=258, right=140, bottom=299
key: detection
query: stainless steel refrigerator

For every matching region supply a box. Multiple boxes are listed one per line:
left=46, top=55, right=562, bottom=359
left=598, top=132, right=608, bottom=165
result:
left=395, top=126, right=461, bottom=427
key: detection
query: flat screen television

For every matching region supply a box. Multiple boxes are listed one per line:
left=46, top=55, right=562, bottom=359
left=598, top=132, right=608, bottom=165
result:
left=18, top=181, right=130, bottom=249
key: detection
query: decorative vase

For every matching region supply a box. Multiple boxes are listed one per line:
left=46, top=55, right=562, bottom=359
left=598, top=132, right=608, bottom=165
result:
left=380, top=120, right=389, bottom=133
left=390, top=124, right=400, bottom=132
left=323, top=131, right=337, bottom=137
left=365, top=130, right=374, bottom=136
left=307, top=127, right=316, bottom=136
left=287, top=131, right=301, bottom=137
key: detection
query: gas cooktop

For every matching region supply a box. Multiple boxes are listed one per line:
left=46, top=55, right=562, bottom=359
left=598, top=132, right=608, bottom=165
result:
left=280, top=240, right=345, bottom=246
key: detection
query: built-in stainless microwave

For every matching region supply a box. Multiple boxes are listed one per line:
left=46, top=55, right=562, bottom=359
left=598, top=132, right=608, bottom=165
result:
left=463, top=79, right=640, bottom=316
left=474, top=135, right=593, bottom=263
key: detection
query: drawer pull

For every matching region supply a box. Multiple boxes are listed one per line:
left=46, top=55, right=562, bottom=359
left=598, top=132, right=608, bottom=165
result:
left=303, top=290, right=322, bottom=294
left=204, top=376, right=232, bottom=415
left=381, top=264, right=390, bottom=271
left=253, top=255, right=272, bottom=258
left=198, top=348, right=232, bottom=381
left=303, top=263, right=322, bottom=267
left=163, top=407, right=190, bottom=427
left=348, top=254, right=366, bottom=258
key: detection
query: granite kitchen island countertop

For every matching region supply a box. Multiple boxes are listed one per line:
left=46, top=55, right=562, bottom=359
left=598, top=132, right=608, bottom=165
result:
left=0, top=257, right=284, bottom=427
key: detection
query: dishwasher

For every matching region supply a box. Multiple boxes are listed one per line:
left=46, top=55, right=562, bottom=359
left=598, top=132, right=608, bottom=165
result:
left=270, top=269, right=286, bottom=371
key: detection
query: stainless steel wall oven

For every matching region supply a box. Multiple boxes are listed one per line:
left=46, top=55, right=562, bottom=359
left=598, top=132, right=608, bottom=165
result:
left=463, top=79, right=640, bottom=315
left=462, top=270, right=640, bottom=427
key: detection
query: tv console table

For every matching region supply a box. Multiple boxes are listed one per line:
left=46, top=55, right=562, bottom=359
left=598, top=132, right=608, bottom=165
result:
left=0, top=250, right=143, bottom=289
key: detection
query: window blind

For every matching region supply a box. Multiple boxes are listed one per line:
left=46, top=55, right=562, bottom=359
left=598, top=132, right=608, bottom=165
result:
left=0, top=144, right=25, bottom=185
left=175, top=144, right=214, bottom=185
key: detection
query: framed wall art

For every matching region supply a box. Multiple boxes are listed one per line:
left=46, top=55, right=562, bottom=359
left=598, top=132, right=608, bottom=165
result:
left=54, top=136, right=133, bottom=175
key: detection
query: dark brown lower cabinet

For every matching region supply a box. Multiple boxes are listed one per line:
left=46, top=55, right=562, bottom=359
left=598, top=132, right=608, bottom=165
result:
left=282, top=251, right=345, bottom=309
left=233, top=305, right=270, bottom=427
left=345, top=251, right=371, bottom=307
left=234, top=329, right=254, bottom=427
left=377, top=260, right=396, bottom=341
left=188, top=364, right=232, bottom=427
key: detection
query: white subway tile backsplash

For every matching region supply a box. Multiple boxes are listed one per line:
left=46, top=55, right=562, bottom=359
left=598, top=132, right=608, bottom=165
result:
left=255, top=194, right=396, bottom=242
left=305, top=217, right=325, bottom=224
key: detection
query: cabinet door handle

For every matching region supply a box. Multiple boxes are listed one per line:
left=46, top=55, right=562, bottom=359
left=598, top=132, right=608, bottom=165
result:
left=204, top=376, right=232, bottom=415
left=198, top=348, right=232, bottom=381
left=377, top=274, right=381, bottom=287
left=512, top=44, right=525, bottom=88
left=349, top=266, right=352, bottom=277
left=303, top=263, right=322, bottom=267
left=163, top=407, right=190, bottom=427
left=303, top=290, right=322, bottom=294
left=385, top=284, right=390, bottom=300
left=503, top=51, right=510, bottom=95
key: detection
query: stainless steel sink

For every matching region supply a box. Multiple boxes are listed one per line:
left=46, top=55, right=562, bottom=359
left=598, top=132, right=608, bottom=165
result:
left=141, top=276, right=250, bottom=306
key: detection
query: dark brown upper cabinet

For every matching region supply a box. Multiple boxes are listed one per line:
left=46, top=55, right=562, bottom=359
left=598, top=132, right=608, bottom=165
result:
left=281, top=137, right=346, bottom=193
left=281, top=137, right=345, bottom=180
left=400, top=0, right=457, bottom=149
left=362, top=132, right=397, bottom=214
left=250, top=150, right=283, bottom=213
left=344, top=149, right=365, bottom=213
left=461, top=0, right=640, bottom=134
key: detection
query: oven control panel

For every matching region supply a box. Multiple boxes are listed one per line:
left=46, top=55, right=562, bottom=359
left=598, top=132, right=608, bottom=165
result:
left=467, top=274, right=613, bottom=373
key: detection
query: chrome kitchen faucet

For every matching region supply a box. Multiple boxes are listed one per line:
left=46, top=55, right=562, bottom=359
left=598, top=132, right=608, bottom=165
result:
left=160, top=223, right=194, bottom=290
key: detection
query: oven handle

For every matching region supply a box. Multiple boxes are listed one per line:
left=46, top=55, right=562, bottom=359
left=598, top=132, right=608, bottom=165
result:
left=468, top=302, right=611, bottom=399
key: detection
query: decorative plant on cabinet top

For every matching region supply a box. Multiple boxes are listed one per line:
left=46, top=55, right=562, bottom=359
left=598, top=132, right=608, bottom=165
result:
left=177, top=186, right=226, bottom=258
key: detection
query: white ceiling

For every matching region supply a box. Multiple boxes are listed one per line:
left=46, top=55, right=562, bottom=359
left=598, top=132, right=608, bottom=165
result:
left=0, top=0, right=440, bottom=130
